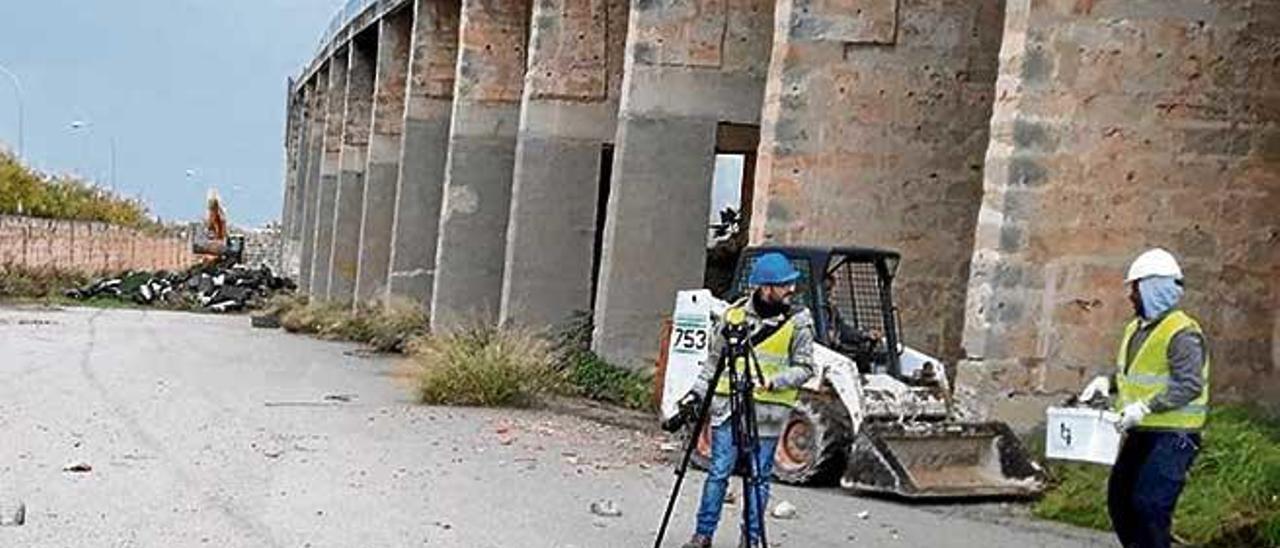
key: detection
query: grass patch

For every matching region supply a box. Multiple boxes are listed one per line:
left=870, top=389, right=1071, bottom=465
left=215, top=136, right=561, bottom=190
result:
left=408, top=323, right=562, bottom=407
left=1034, top=406, right=1280, bottom=547
left=549, top=312, right=654, bottom=411
left=275, top=295, right=428, bottom=353
left=0, top=264, right=90, bottom=300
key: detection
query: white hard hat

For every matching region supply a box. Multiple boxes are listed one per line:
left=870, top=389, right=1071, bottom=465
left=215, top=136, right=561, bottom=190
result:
left=1125, top=248, right=1183, bottom=283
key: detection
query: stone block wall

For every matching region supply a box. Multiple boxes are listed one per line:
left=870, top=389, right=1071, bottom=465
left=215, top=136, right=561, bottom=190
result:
left=754, top=0, right=1007, bottom=362
left=961, top=0, right=1280, bottom=422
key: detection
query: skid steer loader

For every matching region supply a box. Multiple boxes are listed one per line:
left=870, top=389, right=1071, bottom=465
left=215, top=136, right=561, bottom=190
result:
left=658, top=245, right=1046, bottom=499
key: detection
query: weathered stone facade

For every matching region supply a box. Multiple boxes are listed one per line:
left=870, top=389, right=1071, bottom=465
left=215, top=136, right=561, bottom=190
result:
left=283, top=0, right=1279, bottom=422
left=754, top=0, right=1006, bottom=363
left=961, top=0, right=1280, bottom=421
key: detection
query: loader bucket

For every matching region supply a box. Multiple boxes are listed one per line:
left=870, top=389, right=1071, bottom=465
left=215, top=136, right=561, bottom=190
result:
left=842, top=422, right=1046, bottom=499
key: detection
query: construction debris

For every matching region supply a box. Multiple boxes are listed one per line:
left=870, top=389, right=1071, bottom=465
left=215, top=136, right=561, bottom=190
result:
left=64, top=262, right=295, bottom=313
left=589, top=499, right=622, bottom=518
left=0, top=500, right=24, bottom=527
left=771, top=500, right=798, bottom=520
left=62, top=461, right=92, bottom=473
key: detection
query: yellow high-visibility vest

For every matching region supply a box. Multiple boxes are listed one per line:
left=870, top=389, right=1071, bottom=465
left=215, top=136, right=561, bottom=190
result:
left=715, top=311, right=800, bottom=408
left=1115, top=310, right=1210, bottom=430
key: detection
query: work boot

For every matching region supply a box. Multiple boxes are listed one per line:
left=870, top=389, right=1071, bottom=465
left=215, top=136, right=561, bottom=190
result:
left=737, top=538, right=760, bottom=548
left=681, top=534, right=712, bottom=548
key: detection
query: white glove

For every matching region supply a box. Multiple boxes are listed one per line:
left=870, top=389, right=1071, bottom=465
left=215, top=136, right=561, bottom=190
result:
left=1079, top=375, right=1111, bottom=402
left=1117, top=401, right=1150, bottom=431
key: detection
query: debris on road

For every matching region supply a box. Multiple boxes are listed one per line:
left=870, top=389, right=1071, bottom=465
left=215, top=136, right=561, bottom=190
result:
left=771, top=500, right=798, bottom=520
left=0, top=500, right=25, bottom=527
left=64, top=261, right=294, bottom=313
left=62, top=461, right=92, bottom=473
left=857, top=510, right=871, bottom=520
left=589, top=499, right=622, bottom=518
left=251, top=313, right=282, bottom=328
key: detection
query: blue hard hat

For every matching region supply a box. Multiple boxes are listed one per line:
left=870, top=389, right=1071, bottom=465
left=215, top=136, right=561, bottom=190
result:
left=748, top=252, right=801, bottom=286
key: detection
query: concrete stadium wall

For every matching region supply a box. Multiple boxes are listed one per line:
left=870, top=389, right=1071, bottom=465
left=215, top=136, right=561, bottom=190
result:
left=0, top=215, right=194, bottom=274
left=283, top=0, right=1280, bottom=420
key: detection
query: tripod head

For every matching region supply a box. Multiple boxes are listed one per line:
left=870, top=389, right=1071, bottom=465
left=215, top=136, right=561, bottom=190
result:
left=722, top=307, right=749, bottom=345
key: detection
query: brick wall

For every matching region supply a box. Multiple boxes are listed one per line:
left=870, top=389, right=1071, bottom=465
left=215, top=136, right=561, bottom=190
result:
left=0, top=215, right=196, bottom=274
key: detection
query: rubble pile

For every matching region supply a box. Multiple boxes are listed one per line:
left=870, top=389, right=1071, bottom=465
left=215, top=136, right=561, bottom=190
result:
left=64, top=262, right=295, bottom=312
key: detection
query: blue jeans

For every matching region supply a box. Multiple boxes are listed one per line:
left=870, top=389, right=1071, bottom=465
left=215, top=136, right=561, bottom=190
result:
left=695, top=423, right=779, bottom=543
left=1108, top=430, right=1200, bottom=548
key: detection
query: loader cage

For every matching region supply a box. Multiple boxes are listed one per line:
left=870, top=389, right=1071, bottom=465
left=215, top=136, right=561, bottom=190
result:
left=731, top=246, right=904, bottom=377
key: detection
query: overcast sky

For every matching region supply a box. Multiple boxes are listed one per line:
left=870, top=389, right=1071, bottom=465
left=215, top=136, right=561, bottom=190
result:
left=0, top=0, right=339, bottom=226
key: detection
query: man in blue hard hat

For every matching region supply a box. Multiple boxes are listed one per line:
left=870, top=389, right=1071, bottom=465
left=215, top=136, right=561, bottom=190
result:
left=679, top=252, right=817, bottom=548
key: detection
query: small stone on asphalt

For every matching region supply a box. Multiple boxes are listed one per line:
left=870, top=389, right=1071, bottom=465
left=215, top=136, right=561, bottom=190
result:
left=63, top=461, right=92, bottom=473
left=589, top=499, right=622, bottom=518
left=771, top=501, right=798, bottom=519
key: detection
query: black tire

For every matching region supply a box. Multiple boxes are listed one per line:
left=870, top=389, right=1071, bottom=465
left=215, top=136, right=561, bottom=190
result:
left=772, top=390, right=852, bottom=485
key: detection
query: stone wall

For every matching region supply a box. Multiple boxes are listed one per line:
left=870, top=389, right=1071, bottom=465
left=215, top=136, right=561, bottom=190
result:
left=960, top=0, right=1280, bottom=423
left=754, top=0, right=1007, bottom=362
left=0, top=215, right=194, bottom=274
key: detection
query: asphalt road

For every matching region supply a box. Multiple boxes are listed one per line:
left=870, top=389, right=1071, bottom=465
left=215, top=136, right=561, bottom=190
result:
left=0, top=306, right=1116, bottom=547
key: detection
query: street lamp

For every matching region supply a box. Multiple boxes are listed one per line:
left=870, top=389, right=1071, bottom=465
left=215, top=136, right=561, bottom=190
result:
left=68, top=120, right=117, bottom=190
left=0, top=64, right=24, bottom=159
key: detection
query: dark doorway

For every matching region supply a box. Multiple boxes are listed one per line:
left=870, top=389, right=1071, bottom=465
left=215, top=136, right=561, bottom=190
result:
left=589, top=144, right=614, bottom=309
left=705, top=123, right=759, bottom=297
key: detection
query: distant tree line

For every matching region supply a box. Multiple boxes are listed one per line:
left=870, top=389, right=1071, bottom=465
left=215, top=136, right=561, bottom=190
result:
left=0, top=152, right=161, bottom=231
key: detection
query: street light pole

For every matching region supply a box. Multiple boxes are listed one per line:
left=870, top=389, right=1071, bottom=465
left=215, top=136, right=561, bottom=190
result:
left=0, top=64, right=24, bottom=159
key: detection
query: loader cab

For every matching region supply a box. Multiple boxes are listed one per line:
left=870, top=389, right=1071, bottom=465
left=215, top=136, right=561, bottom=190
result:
left=729, top=246, right=903, bottom=377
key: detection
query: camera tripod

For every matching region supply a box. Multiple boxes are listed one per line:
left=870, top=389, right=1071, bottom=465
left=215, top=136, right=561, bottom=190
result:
left=653, top=308, right=772, bottom=548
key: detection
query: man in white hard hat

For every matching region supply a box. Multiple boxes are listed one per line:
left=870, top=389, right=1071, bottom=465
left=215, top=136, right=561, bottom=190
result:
left=1078, top=248, right=1211, bottom=548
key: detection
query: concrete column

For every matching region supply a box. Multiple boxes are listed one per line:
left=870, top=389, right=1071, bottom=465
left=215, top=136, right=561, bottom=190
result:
left=280, top=83, right=310, bottom=278
left=354, top=8, right=414, bottom=306
left=499, top=0, right=628, bottom=328
left=751, top=0, right=1005, bottom=363
left=387, top=0, right=461, bottom=306
left=960, top=0, right=1280, bottom=423
left=429, top=0, right=531, bottom=330
left=592, top=0, right=774, bottom=370
left=280, top=88, right=301, bottom=258
left=309, top=50, right=350, bottom=297
left=297, top=68, right=329, bottom=293
left=326, top=33, right=378, bottom=304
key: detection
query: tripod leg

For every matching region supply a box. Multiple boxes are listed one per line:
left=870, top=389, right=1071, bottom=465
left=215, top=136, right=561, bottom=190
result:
left=743, top=349, right=771, bottom=548
left=653, top=355, right=730, bottom=548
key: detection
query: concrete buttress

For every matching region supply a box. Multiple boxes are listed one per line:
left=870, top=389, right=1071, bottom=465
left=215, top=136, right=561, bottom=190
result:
left=429, top=0, right=531, bottom=331
left=309, top=56, right=349, bottom=298
left=499, top=0, right=629, bottom=329
left=327, top=33, right=378, bottom=305
left=592, top=0, right=774, bottom=371
left=387, top=0, right=461, bottom=307
left=355, top=8, right=414, bottom=306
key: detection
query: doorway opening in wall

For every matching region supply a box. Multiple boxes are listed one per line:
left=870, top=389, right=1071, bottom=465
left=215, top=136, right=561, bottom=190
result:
left=589, top=144, right=614, bottom=310
left=705, top=123, right=759, bottom=298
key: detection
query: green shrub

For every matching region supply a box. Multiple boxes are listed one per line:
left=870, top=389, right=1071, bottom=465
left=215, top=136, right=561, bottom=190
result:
left=1034, top=406, right=1280, bottom=547
left=409, top=324, right=562, bottom=407
left=549, top=312, right=654, bottom=410
left=278, top=297, right=428, bottom=353
left=360, top=298, right=428, bottom=353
